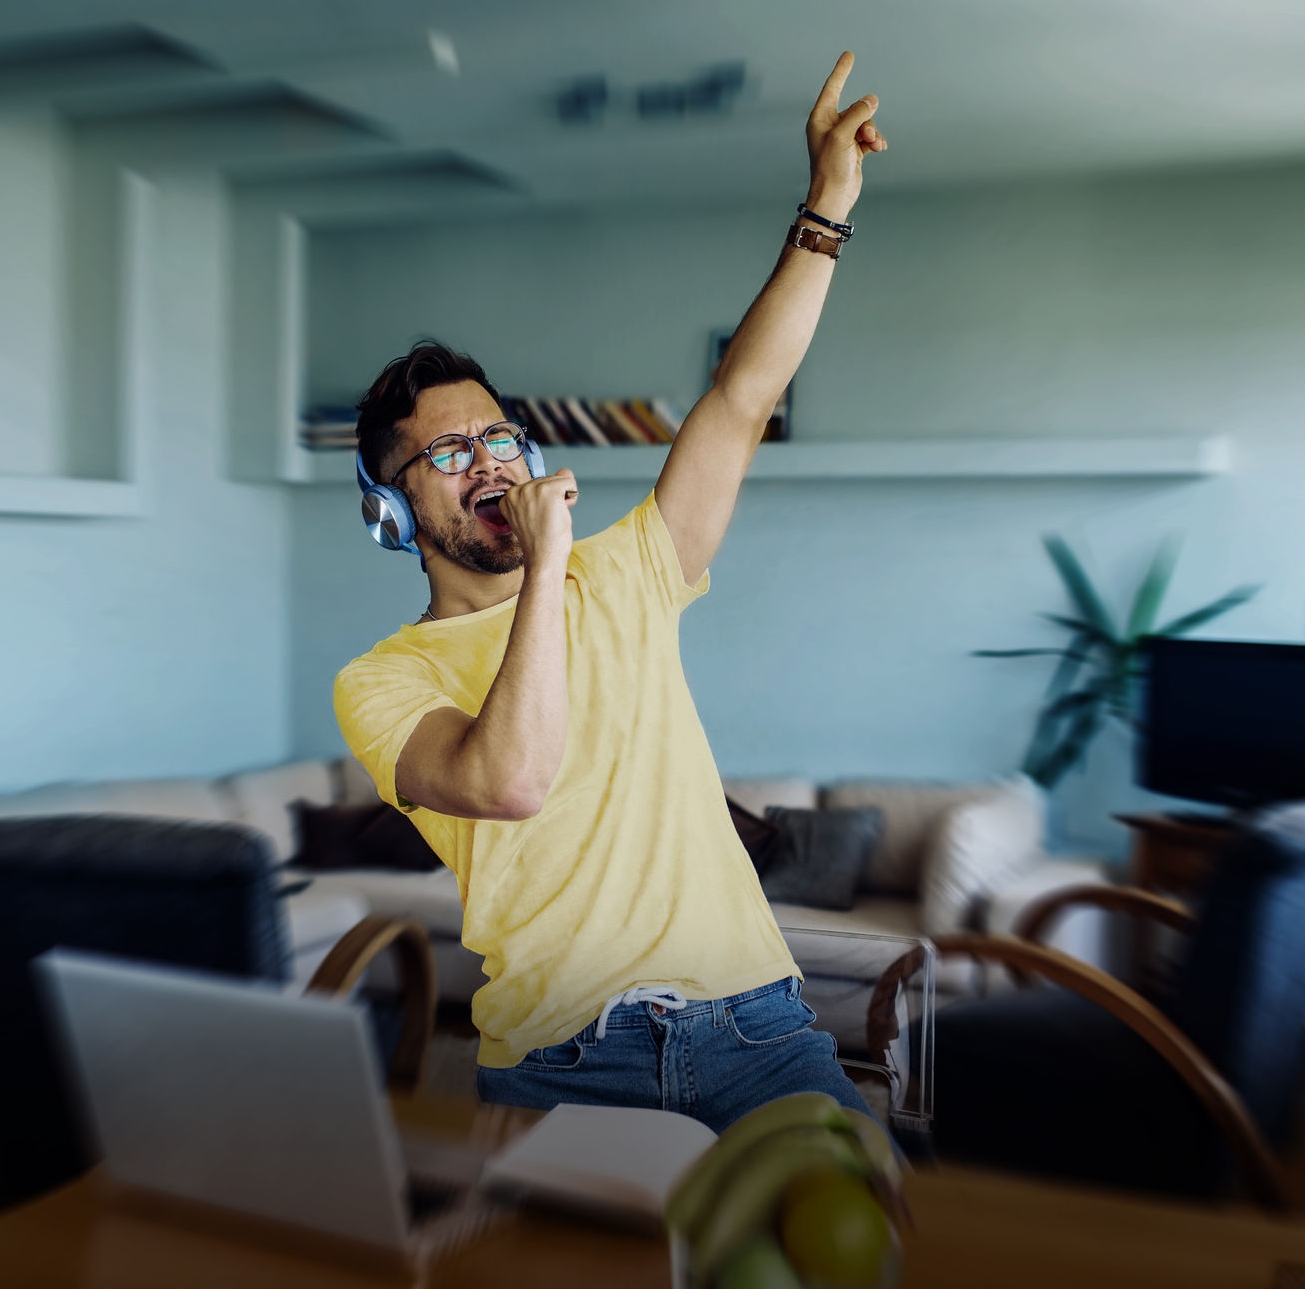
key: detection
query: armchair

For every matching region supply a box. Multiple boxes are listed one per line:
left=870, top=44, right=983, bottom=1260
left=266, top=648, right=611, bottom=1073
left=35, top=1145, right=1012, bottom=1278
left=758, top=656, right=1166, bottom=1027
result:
left=0, top=814, right=436, bottom=1210
left=865, top=803, right=1305, bottom=1210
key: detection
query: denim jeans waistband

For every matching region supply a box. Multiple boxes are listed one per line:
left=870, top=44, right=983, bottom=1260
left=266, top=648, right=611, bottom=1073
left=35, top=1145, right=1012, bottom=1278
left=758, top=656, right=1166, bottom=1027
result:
left=575, top=975, right=799, bottom=1041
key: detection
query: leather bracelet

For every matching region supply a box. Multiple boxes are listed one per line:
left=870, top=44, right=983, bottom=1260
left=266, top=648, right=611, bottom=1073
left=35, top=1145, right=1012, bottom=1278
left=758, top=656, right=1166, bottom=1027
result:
left=786, top=222, right=843, bottom=260
left=797, top=203, right=854, bottom=239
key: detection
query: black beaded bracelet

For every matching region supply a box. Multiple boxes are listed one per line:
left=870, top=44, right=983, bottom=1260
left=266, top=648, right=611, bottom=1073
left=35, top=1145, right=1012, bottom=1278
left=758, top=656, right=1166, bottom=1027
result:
left=797, top=203, right=854, bottom=239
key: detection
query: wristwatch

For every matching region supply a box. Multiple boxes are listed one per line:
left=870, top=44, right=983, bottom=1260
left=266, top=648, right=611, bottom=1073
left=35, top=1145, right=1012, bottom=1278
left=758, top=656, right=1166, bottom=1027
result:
left=786, top=222, right=843, bottom=260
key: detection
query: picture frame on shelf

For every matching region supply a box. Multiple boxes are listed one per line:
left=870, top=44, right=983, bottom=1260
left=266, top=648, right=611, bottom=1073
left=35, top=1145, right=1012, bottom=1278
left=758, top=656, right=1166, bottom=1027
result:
left=709, top=329, right=791, bottom=442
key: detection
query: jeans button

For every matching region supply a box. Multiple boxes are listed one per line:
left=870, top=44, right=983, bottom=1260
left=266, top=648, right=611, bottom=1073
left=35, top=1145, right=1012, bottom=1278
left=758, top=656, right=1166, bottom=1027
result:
left=651, top=1003, right=666, bottom=1015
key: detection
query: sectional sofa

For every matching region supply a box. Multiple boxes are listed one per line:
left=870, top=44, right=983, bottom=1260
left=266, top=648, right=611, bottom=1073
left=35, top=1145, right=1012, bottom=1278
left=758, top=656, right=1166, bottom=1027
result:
left=0, top=755, right=1111, bottom=1044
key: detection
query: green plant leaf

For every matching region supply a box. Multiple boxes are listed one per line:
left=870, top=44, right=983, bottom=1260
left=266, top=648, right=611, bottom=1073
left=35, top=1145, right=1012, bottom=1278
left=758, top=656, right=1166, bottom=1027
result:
left=1124, top=535, right=1181, bottom=641
left=1021, top=679, right=1103, bottom=781
left=973, top=648, right=1069, bottom=658
left=1039, top=613, right=1117, bottom=648
left=1042, top=634, right=1090, bottom=701
left=1043, top=535, right=1118, bottom=641
left=1033, top=703, right=1104, bottom=789
left=1155, top=584, right=1263, bottom=637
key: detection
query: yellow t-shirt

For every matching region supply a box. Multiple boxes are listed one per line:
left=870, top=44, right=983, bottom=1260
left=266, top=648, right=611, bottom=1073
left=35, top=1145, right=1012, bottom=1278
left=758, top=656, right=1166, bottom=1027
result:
left=334, top=491, right=798, bottom=1067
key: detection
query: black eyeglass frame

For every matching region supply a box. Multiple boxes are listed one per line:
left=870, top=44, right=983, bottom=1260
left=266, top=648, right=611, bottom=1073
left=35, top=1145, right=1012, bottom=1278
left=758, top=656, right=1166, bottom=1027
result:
left=388, top=421, right=528, bottom=484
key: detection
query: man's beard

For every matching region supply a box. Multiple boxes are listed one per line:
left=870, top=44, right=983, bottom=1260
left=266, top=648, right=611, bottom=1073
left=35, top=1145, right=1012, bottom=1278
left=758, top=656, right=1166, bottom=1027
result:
left=415, top=498, right=523, bottom=576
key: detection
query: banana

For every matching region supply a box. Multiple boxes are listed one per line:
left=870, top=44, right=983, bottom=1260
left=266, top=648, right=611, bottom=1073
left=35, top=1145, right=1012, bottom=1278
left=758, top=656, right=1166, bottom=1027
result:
left=687, top=1123, right=868, bottom=1283
left=835, top=1109, right=912, bottom=1229
left=665, top=1092, right=855, bottom=1237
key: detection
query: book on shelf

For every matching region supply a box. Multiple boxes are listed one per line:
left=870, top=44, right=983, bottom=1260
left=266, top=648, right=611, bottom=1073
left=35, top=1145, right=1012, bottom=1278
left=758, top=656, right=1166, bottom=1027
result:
left=478, top=1102, right=716, bottom=1230
left=629, top=399, right=675, bottom=443
left=544, top=397, right=588, bottom=446
left=650, top=398, right=684, bottom=436
left=298, top=405, right=358, bottom=451
left=502, top=397, right=684, bottom=447
left=600, top=399, right=659, bottom=445
left=296, top=396, right=686, bottom=452
left=563, top=397, right=610, bottom=445
left=517, top=397, right=558, bottom=445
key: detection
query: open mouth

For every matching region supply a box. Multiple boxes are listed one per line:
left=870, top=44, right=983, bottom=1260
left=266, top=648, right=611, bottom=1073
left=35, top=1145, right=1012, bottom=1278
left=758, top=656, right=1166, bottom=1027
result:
left=471, top=489, right=513, bottom=536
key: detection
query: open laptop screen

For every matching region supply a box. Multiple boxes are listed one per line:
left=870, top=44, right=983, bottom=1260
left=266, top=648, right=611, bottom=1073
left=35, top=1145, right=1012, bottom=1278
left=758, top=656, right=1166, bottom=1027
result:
left=37, top=948, right=411, bottom=1251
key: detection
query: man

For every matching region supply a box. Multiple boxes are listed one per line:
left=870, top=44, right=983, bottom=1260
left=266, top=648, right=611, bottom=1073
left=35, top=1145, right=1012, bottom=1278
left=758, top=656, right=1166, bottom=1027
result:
left=336, top=52, right=887, bottom=1131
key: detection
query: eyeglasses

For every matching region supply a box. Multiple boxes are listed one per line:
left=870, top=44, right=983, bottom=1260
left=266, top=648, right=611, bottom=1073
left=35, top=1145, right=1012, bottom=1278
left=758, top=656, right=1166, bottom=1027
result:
left=389, top=422, right=527, bottom=483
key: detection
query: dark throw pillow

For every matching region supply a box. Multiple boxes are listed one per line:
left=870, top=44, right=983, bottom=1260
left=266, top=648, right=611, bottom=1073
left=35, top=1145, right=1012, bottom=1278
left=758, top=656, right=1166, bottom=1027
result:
left=290, top=800, right=440, bottom=873
left=726, top=796, right=784, bottom=876
left=758, top=806, right=884, bottom=910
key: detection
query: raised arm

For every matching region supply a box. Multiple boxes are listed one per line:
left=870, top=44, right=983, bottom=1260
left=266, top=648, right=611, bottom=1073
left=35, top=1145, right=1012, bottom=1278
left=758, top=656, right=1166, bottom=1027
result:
left=654, top=51, right=886, bottom=586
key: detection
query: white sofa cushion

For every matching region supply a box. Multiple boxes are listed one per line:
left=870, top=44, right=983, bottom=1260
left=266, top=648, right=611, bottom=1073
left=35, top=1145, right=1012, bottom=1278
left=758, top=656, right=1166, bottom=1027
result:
left=820, top=780, right=986, bottom=895
left=770, top=895, right=979, bottom=995
left=336, top=756, right=381, bottom=807
left=984, top=857, right=1114, bottom=971
left=720, top=778, right=818, bottom=817
left=292, top=866, right=465, bottom=939
left=919, top=775, right=1045, bottom=936
left=0, top=777, right=234, bottom=825
left=221, top=760, right=335, bottom=863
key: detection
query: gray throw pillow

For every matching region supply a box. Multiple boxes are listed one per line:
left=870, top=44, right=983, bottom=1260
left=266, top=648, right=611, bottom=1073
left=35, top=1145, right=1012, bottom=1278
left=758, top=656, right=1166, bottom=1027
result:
left=760, top=806, right=884, bottom=910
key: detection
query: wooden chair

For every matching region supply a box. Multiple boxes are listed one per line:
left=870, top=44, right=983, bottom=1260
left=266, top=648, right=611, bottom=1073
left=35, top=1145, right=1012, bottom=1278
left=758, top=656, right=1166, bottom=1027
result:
left=865, top=806, right=1305, bottom=1212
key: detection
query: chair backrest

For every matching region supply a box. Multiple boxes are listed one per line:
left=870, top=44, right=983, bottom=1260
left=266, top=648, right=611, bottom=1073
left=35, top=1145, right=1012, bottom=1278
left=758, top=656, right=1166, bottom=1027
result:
left=1172, top=803, right=1305, bottom=1148
left=0, top=814, right=288, bottom=1209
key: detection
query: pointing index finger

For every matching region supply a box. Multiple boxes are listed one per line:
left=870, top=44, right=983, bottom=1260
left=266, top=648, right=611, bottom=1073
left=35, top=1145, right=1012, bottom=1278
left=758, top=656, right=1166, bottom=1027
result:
left=814, top=50, right=855, bottom=118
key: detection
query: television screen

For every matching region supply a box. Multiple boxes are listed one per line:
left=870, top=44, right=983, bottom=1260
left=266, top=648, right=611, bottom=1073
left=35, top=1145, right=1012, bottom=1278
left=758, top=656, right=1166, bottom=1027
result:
left=1137, top=638, right=1305, bottom=808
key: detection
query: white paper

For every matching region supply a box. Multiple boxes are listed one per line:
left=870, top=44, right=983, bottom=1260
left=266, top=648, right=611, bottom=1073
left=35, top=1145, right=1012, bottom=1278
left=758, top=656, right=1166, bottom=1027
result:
left=479, top=1103, right=718, bottom=1226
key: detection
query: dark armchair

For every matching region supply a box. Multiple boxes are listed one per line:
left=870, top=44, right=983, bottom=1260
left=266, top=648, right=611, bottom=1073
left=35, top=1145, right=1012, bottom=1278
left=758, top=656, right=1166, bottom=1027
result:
left=866, top=803, right=1305, bottom=1210
left=0, top=814, right=435, bottom=1210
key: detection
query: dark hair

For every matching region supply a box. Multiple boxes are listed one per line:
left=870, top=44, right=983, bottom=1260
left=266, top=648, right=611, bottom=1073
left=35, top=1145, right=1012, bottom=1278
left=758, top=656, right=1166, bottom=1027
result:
left=355, top=340, right=501, bottom=483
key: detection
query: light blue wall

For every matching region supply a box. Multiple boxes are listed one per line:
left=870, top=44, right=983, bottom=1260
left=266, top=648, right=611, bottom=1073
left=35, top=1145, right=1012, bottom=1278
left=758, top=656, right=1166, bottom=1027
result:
left=0, top=161, right=291, bottom=792
left=295, top=163, right=1305, bottom=857
left=0, top=109, right=67, bottom=476
left=6, top=137, right=1302, bottom=858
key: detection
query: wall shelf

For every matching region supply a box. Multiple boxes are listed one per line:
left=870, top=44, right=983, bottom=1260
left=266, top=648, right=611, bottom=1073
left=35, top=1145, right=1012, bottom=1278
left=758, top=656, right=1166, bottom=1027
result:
left=0, top=475, right=143, bottom=518
left=288, top=435, right=1232, bottom=487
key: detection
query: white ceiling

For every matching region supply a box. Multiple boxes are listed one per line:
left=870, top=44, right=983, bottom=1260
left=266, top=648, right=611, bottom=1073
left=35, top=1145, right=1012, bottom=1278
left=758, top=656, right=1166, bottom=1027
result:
left=4, top=0, right=1305, bottom=216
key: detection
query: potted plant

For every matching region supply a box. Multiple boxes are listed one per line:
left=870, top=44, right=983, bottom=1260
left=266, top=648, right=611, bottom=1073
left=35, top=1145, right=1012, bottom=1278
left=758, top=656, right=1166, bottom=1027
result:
left=977, top=535, right=1261, bottom=789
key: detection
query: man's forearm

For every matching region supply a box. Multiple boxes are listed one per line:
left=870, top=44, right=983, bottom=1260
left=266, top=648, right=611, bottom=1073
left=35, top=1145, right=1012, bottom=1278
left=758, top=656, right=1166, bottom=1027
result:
left=457, top=561, right=570, bottom=818
left=711, top=217, right=841, bottom=427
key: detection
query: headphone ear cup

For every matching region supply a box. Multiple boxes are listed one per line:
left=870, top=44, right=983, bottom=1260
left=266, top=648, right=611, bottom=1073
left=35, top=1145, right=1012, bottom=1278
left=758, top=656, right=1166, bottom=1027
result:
left=360, top=484, right=418, bottom=552
left=522, top=438, right=546, bottom=480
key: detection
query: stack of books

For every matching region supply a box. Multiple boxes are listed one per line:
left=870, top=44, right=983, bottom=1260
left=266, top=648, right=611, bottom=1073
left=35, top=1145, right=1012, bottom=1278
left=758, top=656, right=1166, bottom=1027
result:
left=297, top=398, right=686, bottom=451
left=499, top=397, right=683, bottom=446
left=297, top=406, right=360, bottom=451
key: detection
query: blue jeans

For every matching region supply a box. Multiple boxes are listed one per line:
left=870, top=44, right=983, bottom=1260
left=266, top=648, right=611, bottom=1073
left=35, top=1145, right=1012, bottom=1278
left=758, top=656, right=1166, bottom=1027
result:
left=476, top=976, right=874, bottom=1134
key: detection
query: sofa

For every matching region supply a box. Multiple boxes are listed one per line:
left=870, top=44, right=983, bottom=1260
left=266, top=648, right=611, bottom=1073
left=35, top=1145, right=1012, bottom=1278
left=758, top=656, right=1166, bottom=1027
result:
left=0, top=759, right=373, bottom=989
left=0, top=757, right=1111, bottom=1058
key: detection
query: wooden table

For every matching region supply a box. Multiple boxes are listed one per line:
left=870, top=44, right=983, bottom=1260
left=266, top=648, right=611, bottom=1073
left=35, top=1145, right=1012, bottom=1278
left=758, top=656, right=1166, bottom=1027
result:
left=900, top=1164, right=1305, bottom=1289
left=0, top=1095, right=670, bottom=1289
left=1115, top=811, right=1234, bottom=985
left=1116, top=811, right=1233, bottom=899
left=4, top=1094, right=1305, bottom=1289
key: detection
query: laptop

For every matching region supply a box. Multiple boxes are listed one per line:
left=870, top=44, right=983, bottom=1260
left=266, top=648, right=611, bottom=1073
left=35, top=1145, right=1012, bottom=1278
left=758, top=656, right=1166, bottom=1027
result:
left=36, top=948, right=491, bottom=1256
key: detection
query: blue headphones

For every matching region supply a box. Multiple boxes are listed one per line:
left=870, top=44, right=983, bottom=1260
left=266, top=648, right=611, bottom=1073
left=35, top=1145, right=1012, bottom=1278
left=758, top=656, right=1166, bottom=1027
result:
left=356, top=437, right=546, bottom=557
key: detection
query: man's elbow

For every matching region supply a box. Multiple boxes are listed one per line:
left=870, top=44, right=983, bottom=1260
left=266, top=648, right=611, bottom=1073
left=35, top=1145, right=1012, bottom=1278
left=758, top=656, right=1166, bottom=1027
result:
left=706, top=379, right=774, bottom=438
left=491, top=775, right=550, bottom=821
left=459, top=767, right=550, bottom=820
left=396, top=772, right=544, bottom=822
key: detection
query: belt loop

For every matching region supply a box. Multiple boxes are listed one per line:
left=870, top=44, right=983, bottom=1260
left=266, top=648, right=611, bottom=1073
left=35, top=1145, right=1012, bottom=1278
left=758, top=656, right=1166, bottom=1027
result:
left=787, top=975, right=799, bottom=1001
left=711, top=997, right=727, bottom=1027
